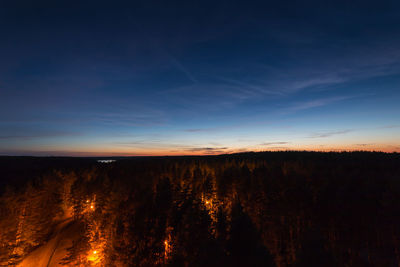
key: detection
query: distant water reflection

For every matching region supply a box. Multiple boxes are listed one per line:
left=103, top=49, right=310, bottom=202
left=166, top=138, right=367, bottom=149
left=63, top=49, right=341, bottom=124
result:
left=97, top=159, right=116, bottom=163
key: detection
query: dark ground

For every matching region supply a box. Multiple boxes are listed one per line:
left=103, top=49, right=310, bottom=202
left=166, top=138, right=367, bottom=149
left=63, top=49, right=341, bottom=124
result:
left=1, top=151, right=400, bottom=266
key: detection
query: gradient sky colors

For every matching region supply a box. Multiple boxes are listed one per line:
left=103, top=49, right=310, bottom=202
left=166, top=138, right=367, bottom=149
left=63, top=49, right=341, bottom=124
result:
left=1, top=0, right=400, bottom=156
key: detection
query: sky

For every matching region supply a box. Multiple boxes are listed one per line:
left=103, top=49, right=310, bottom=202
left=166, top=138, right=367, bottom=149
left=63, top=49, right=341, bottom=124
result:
left=1, top=0, right=400, bottom=156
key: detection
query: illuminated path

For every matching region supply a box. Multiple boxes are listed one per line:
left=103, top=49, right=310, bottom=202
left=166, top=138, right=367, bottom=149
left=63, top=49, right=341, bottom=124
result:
left=18, top=218, right=83, bottom=267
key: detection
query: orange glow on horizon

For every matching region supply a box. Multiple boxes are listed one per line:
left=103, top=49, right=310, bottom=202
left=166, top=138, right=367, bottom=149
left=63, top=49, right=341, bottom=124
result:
left=50, top=147, right=399, bottom=157
left=18, top=142, right=400, bottom=157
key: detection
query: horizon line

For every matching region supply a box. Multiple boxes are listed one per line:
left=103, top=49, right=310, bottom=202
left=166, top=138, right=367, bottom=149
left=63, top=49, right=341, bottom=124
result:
left=1, top=149, right=399, bottom=158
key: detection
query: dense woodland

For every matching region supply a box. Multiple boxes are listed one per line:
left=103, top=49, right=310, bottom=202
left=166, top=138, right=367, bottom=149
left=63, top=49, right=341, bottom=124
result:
left=1, top=152, right=400, bottom=266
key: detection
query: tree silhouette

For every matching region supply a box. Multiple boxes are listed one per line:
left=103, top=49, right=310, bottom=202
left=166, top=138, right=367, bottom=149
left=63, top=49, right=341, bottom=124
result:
left=227, top=200, right=275, bottom=267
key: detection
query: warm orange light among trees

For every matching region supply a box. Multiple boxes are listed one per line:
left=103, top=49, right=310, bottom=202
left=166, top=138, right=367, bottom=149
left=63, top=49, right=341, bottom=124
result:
left=164, top=227, right=173, bottom=262
left=87, top=249, right=100, bottom=264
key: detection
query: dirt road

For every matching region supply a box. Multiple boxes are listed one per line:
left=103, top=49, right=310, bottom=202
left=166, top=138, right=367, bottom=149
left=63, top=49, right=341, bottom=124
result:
left=17, top=219, right=82, bottom=267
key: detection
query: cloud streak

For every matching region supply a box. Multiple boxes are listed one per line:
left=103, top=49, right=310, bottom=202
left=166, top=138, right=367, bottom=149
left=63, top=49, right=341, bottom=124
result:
left=355, top=143, right=371, bottom=147
left=184, top=147, right=229, bottom=154
left=260, top=141, right=290, bottom=146
left=309, top=129, right=353, bottom=138
left=282, top=95, right=360, bottom=114
left=0, top=130, right=80, bottom=140
left=168, top=55, right=198, bottom=83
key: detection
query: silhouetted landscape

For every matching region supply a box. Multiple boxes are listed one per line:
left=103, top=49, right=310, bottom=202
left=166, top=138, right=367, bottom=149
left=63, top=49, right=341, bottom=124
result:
left=1, top=151, right=400, bottom=266
left=2, top=0, right=400, bottom=266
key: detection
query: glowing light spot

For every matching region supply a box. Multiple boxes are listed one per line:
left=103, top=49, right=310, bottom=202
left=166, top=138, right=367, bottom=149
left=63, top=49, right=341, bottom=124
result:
left=164, top=235, right=173, bottom=261
left=88, top=249, right=100, bottom=262
left=90, top=205, right=94, bottom=209
left=86, top=200, right=89, bottom=203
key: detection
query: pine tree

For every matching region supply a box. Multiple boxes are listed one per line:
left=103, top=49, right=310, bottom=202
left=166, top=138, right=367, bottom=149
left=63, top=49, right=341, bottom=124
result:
left=227, top=200, right=275, bottom=267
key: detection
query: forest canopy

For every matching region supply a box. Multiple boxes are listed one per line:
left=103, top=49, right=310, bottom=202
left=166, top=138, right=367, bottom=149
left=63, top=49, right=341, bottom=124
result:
left=1, top=151, right=400, bottom=266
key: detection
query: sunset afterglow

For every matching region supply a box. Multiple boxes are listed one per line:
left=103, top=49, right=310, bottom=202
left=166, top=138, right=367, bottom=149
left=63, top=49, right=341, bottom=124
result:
left=0, top=1, right=399, bottom=156
left=2, top=2, right=400, bottom=267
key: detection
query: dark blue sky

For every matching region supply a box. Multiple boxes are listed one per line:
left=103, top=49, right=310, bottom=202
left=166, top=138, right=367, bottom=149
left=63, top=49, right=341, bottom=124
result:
left=1, top=0, right=400, bottom=155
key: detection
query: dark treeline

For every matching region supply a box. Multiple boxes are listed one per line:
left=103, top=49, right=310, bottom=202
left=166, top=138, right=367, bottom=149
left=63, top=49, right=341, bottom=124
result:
left=1, top=152, right=400, bottom=266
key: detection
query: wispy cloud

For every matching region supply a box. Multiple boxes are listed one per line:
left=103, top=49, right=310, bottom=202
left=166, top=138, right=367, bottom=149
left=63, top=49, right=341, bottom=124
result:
left=260, top=141, right=290, bottom=146
left=184, top=127, right=218, bottom=133
left=265, top=74, right=347, bottom=95
left=218, top=77, right=283, bottom=96
left=163, top=47, right=399, bottom=112
left=0, top=149, right=144, bottom=157
left=114, top=140, right=163, bottom=146
left=186, top=147, right=228, bottom=151
left=184, top=147, right=229, bottom=154
left=113, top=140, right=190, bottom=149
left=208, top=40, right=400, bottom=100
left=0, top=130, right=80, bottom=140
left=209, top=142, right=222, bottom=146
left=260, top=146, right=290, bottom=150
left=113, top=141, right=231, bottom=155
left=309, top=129, right=354, bottom=138
left=379, top=125, right=400, bottom=129
left=89, top=112, right=167, bottom=127
left=282, top=95, right=358, bottom=113
left=355, top=143, right=372, bottom=147
left=168, top=55, right=198, bottom=83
